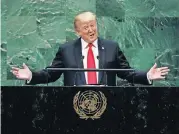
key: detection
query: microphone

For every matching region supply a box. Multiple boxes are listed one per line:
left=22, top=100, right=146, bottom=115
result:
left=96, top=55, right=99, bottom=60
left=73, top=55, right=84, bottom=86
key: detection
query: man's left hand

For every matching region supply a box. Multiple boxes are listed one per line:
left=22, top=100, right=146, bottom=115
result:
left=147, top=63, right=170, bottom=80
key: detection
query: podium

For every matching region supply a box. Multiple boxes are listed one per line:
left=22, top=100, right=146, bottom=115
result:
left=2, top=86, right=179, bottom=134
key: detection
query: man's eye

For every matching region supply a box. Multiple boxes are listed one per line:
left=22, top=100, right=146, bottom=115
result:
left=84, top=27, right=88, bottom=30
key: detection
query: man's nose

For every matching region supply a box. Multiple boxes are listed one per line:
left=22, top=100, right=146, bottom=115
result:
left=88, top=27, right=93, bottom=32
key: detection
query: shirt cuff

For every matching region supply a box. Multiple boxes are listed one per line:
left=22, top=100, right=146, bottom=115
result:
left=147, top=72, right=152, bottom=84
left=26, top=73, right=32, bottom=84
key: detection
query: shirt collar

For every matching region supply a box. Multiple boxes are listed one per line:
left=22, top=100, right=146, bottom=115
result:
left=81, top=38, right=98, bottom=49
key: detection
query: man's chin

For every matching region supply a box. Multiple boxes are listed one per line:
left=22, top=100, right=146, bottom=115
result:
left=88, top=37, right=97, bottom=43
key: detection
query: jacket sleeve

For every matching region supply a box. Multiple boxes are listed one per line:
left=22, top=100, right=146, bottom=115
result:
left=26, top=45, right=64, bottom=85
left=115, top=44, right=150, bottom=85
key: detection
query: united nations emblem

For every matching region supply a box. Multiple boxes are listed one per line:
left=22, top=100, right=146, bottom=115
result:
left=73, top=90, right=107, bottom=120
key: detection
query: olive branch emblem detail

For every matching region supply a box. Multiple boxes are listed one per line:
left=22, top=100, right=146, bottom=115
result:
left=73, top=90, right=107, bottom=120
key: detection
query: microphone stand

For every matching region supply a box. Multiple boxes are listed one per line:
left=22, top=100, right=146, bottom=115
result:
left=73, top=56, right=84, bottom=86
left=97, top=56, right=107, bottom=86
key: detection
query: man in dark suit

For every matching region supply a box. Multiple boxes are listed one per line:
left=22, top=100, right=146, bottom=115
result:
left=11, top=11, right=169, bottom=86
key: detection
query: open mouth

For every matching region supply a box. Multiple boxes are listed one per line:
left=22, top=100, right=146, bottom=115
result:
left=90, top=34, right=95, bottom=37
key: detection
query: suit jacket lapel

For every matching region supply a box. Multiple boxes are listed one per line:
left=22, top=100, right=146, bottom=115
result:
left=74, top=38, right=86, bottom=85
left=98, top=38, right=106, bottom=84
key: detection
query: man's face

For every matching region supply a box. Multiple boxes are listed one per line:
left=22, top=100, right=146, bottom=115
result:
left=75, top=20, right=98, bottom=43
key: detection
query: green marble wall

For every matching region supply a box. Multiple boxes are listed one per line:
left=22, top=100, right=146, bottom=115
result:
left=1, top=0, right=179, bottom=86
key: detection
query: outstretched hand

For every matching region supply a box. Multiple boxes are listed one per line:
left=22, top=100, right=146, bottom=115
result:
left=11, top=63, right=32, bottom=80
left=147, top=63, right=170, bottom=80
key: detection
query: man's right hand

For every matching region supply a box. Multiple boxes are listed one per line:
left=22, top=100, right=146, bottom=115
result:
left=11, top=63, right=32, bottom=81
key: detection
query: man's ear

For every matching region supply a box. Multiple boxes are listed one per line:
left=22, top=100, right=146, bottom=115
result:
left=75, top=28, right=78, bottom=34
left=75, top=28, right=80, bottom=36
left=75, top=32, right=80, bottom=37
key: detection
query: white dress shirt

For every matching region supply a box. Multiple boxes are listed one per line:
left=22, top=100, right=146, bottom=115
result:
left=81, top=38, right=99, bottom=84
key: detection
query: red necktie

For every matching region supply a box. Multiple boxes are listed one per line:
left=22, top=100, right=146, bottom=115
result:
left=87, top=43, right=97, bottom=84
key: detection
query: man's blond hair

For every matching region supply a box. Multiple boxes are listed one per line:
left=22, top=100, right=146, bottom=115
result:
left=74, top=11, right=96, bottom=29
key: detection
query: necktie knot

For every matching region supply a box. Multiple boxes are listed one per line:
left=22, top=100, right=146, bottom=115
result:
left=88, top=43, right=93, bottom=48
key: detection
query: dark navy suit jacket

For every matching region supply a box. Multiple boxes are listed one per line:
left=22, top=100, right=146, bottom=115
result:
left=28, top=37, right=150, bottom=86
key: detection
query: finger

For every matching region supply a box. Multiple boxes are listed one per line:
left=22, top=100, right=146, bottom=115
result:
left=12, top=71, right=18, bottom=76
left=157, top=68, right=169, bottom=72
left=159, top=67, right=169, bottom=70
left=151, top=63, right=157, bottom=69
left=16, top=75, right=20, bottom=79
left=11, top=70, right=18, bottom=74
left=159, top=76, right=165, bottom=79
left=161, top=69, right=170, bottom=73
left=161, top=72, right=168, bottom=76
left=12, top=70, right=18, bottom=74
left=23, top=63, right=28, bottom=69
left=11, top=67, right=20, bottom=71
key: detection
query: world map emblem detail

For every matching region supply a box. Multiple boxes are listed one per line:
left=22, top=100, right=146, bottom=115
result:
left=73, top=90, right=107, bottom=120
